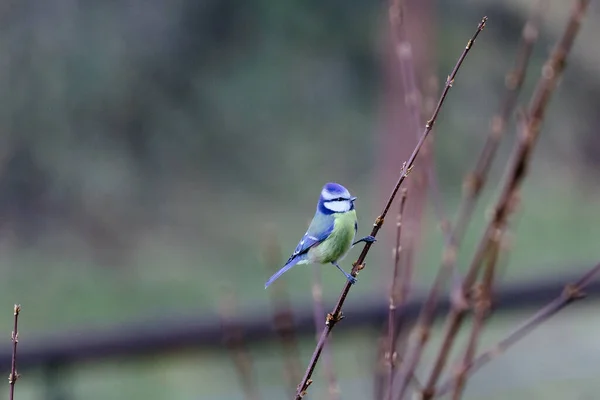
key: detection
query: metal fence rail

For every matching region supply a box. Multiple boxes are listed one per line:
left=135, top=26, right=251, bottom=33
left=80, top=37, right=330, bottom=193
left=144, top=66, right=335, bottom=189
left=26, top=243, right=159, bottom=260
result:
left=4, top=271, right=599, bottom=372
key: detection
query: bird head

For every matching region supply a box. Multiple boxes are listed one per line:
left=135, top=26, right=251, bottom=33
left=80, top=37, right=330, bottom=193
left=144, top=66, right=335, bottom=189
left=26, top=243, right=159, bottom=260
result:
left=318, top=182, right=356, bottom=214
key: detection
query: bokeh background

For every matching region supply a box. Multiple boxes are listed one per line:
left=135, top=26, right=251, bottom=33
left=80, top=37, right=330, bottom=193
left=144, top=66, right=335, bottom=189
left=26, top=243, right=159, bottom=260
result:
left=0, top=0, right=599, bottom=399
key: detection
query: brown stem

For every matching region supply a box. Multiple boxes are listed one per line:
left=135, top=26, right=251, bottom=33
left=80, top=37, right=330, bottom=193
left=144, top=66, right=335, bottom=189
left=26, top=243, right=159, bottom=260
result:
left=419, top=1, right=589, bottom=398
left=436, top=261, right=600, bottom=398
left=9, top=304, right=21, bottom=400
left=384, top=188, right=409, bottom=399
left=294, top=16, right=488, bottom=400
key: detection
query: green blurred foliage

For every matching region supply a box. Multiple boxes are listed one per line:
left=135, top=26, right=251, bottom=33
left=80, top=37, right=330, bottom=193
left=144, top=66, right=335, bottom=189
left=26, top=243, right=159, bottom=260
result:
left=0, top=0, right=597, bottom=325
left=0, top=0, right=599, bottom=397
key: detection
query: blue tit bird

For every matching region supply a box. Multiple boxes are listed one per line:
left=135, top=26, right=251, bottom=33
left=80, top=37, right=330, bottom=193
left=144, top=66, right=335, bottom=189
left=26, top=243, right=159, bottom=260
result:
left=265, top=182, right=376, bottom=289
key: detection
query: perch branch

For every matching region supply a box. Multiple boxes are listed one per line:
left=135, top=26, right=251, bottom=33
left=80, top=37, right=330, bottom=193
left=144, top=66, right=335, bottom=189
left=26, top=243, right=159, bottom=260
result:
left=295, top=16, right=488, bottom=400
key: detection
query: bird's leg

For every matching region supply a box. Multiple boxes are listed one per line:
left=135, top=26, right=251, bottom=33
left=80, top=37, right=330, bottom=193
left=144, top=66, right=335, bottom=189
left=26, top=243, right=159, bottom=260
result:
left=352, top=235, right=377, bottom=246
left=332, top=262, right=357, bottom=284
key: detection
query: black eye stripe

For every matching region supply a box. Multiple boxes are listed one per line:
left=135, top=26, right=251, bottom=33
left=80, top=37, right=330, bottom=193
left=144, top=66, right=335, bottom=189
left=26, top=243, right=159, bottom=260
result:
left=325, top=197, right=346, bottom=202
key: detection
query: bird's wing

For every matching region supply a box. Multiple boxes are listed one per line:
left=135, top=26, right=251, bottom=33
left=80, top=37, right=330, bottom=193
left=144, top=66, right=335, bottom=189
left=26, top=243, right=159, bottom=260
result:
left=266, top=214, right=334, bottom=289
left=287, top=214, right=334, bottom=262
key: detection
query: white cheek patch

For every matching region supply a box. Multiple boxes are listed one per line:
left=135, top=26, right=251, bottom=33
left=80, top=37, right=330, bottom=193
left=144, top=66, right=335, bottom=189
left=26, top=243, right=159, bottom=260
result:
left=324, top=200, right=351, bottom=212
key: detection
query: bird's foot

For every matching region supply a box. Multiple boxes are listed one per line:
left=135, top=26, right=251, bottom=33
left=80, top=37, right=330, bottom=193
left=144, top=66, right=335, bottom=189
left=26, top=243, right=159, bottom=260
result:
left=345, top=273, right=357, bottom=285
left=352, top=235, right=377, bottom=246
left=332, top=262, right=358, bottom=284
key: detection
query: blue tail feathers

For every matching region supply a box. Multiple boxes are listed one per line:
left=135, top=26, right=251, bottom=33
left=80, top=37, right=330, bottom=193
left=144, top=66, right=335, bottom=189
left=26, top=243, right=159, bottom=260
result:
left=265, top=255, right=304, bottom=289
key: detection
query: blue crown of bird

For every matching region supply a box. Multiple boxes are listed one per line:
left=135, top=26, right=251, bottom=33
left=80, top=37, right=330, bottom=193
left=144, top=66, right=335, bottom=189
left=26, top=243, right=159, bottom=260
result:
left=265, top=182, right=376, bottom=289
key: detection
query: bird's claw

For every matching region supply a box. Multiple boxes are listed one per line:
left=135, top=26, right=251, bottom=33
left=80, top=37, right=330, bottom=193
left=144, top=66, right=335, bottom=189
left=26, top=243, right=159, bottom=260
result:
left=346, top=274, right=357, bottom=285
left=352, top=235, right=377, bottom=246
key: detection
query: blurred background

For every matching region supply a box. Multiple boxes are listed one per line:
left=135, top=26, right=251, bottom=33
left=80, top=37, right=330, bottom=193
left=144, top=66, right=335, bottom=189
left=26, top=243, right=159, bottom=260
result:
left=0, top=0, right=599, bottom=399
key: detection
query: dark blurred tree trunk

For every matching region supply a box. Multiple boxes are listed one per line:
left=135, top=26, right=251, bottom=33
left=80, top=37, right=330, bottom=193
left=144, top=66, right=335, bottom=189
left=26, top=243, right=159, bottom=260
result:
left=377, top=0, right=436, bottom=285
left=374, top=0, right=436, bottom=397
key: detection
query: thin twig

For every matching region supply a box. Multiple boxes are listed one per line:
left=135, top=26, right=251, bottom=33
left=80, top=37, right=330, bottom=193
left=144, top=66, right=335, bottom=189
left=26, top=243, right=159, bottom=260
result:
left=385, top=188, right=409, bottom=399
left=311, top=266, right=341, bottom=400
left=9, top=304, right=21, bottom=400
left=436, top=261, right=600, bottom=397
left=417, top=2, right=589, bottom=398
left=295, top=16, right=487, bottom=400
left=394, top=5, right=546, bottom=397
left=263, top=231, right=303, bottom=392
left=220, top=289, right=262, bottom=400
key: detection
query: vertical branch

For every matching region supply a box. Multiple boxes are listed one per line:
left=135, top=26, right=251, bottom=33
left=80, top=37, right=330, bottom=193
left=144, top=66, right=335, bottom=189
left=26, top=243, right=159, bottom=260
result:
left=393, top=2, right=546, bottom=398
left=220, top=290, right=261, bottom=400
left=418, top=1, right=590, bottom=398
left=295, top=17, right=487, bottom=400
left=385, top=188, right=409, bottom=399
left=9, top=304, right=21, bottom=400
left=311, top=266, right=340, bottom=400
left=263, top=230, right=303, bottom=392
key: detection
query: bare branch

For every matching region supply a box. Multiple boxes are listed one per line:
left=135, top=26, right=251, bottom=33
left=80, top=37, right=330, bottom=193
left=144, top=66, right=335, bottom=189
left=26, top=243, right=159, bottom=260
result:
left=384, top=188, right=409, bottom=398
left=295, top=15, right=488, bottom=399
left=9, top=304, right=21, bottom=400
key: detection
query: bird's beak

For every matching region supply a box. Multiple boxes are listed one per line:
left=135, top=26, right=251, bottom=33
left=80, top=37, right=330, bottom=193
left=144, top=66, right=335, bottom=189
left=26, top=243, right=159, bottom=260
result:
left=350, top=196, right=357, bottom=202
